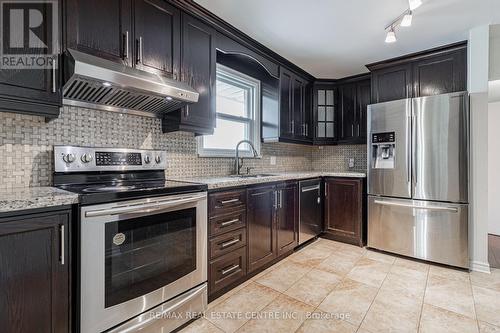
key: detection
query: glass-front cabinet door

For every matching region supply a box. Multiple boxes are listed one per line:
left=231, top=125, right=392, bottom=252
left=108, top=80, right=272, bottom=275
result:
left=314, top=85, right=336, bottom=144
left=104, top=208, right=197, bottom=307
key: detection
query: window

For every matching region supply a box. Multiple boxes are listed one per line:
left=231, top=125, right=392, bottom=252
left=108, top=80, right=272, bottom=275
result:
left=198, top=64, right=261, bottom=157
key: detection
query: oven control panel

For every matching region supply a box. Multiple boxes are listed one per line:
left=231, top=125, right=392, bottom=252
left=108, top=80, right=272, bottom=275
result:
left=54, top=146, right=167, bottom=172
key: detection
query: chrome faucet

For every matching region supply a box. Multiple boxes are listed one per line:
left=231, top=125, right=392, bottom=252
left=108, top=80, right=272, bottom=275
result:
left=234, top=140, right=258, bottom=175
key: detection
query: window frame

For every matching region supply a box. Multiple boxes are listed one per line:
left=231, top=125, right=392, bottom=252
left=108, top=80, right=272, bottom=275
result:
left=197, top=63, right=261, bottom=158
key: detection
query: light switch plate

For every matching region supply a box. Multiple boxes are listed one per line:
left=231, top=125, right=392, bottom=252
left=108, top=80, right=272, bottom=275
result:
left=270, top=156, right=276, bottom=165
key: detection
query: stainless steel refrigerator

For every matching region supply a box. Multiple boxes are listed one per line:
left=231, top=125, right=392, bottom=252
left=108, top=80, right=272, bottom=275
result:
left=367, top=91, right=469, bottom=268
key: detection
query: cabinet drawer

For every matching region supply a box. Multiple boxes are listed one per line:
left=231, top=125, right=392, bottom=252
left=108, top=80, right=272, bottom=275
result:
left=209, top=246, right=247, bottom=294
left=209, top=228, right=247, bottom=259
left=209, top=190, right=246, bottom=217
left=209, top=210, right=246, bottom=237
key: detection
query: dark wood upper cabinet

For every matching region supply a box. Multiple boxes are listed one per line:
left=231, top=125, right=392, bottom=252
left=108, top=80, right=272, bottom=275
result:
left=313, top=84, right=337, bottom=144
left=355, top=78, right=371, bottom=140
left=412, top=49, right=467, bottom=97
left=323, top=177, right=365, bottom=247
left=279, top=68, right=294, bottom=138
left=276, top=182, right=298, bottom=256
left=370, top=63, right=412, bottom=103
left=368, top=42, right=467, bottom=103
left=66, top=0, right=132, bottom=65
left=338, top=83, right=356, bottom=141
left=133, top=0, right=180, bottom=78
left=0, top=0, right=61, bottom=118
left=247, top=185, right=277, bottom=273
left=162, top=13, right=216, bottom=134
left=275, top=67, right=312, bottom=144
left=0, top=209, right=71, bottom=333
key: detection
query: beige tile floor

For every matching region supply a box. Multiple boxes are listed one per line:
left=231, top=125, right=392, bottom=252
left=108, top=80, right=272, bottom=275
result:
left=180, top=239, right=500, bottom=333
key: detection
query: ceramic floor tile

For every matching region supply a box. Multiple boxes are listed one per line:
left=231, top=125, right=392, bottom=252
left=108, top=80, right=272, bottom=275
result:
left=419, top=304, right=479, bottom=333
left=296, top=311, right=358, bottom=333
left=316, top=252, right=362, bottom=276
left=284, top=268, right=342, bottom=307
left=471, top=269, right=500, bottom=292
left=207, top=278, right=254, bottom=310
left=179, top=318, right=224, bottom=333
left=255, top=260, right=311, bottom=292
left=237, top=294, right=314, bottom=333
left=393, top=257, right=430, bottom=273
left=429, top=265, right=470, bottom=283
left=346, top=257, right=391, bottom=288
left=424, top=273, right=476, bottom=319
left=360, top=289, right=422, bottom=333
left=288, top=246, right=334, bottom=267
left=479, top=321, right=500, bottom=333
left=473, top=285, right=500, bottom=327
left=318, top=278, right=378, bottom=326
left=206, top=282, right=281, bottom=332
left=363, top=249, right=396, bottom=264
left=380, top=264, right=428, bottom=299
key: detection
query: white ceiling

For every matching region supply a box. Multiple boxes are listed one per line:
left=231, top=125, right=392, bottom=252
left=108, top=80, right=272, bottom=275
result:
left=195, top=0, right=500, bottom=79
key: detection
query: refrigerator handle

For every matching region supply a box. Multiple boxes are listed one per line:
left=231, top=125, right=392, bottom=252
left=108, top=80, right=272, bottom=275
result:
left=406, top=109, right=411, bottom=185
left=412, top=106, right=417, bottom=187
left=373, top=200, right=458, bottom=213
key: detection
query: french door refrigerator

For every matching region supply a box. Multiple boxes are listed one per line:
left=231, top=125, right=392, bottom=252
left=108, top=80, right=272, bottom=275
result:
left=367, top=91, right=469, bottom=268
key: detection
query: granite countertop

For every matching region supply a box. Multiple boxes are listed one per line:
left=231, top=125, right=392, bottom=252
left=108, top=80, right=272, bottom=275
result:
left=174, top=171, right=366, bottom=190
left=0, top=187, right=79, bottom=214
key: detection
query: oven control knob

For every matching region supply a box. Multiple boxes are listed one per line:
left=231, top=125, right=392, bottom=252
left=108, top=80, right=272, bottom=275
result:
left=155, top=155, right=162, bottom=164
left=81, top=153, right=93, bottom=163
left=144, top=155, right=151, bottom=164
left=62, top=153, right=76, bottom=163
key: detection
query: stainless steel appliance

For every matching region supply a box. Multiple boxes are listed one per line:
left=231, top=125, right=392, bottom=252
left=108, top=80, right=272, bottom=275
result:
left=54, top=146, right=208, bottom=333
left=367, top=92, right=469, bottom=268
left=299, top=179, right=323, bottom=244
left=63, top=49, right=199, bottom=117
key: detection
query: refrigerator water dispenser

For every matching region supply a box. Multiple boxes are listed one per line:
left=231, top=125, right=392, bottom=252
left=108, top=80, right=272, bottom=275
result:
left=371, top=132, right=395, bottom=169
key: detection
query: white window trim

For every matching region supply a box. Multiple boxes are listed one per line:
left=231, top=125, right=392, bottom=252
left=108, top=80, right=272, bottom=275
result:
left=197, top=63, right=261, bottom=158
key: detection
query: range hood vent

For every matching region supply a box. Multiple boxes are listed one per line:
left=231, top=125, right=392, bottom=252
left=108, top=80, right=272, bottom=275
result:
left=63, top=49, right=199, bottom=117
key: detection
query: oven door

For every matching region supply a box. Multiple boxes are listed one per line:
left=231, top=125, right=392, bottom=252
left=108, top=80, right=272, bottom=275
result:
left=80, top=192, right=207, bottom=333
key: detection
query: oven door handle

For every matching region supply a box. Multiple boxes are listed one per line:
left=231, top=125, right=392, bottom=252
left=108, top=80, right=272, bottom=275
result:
left=85, top=194, right=206, bottom=218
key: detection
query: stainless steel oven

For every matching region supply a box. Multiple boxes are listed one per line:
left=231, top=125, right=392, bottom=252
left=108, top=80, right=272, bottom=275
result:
left=79, top=191, right=207, bottom=333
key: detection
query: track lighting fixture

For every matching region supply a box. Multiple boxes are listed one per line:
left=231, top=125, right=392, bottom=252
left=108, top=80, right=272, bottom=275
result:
left=385, top=27, right=397, bottom=43
left=408, top=0, right=422, bottom=10
left=401, top=11, right=413, bottom=27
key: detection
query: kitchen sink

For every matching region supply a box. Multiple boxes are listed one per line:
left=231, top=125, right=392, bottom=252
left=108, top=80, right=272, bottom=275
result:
left=230, top=173, right=276, bottom=178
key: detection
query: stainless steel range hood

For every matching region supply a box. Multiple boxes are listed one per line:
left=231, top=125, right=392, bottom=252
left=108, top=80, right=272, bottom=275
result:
left=63, top=49, right=199, bottom=117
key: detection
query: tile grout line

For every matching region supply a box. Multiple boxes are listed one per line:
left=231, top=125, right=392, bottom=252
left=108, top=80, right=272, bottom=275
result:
left=416, top=264, right=431, bottom=332
left=469, top=273, right=482, bottom=333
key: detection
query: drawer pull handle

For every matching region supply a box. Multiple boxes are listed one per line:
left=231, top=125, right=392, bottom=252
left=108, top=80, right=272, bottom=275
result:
left=220, top=198, right=239, bottom=205
left=220, top=218, right=239, bottom=227
left=221, top=238, right=240, bottom=248
left=221, top=264, right=240, bottom=276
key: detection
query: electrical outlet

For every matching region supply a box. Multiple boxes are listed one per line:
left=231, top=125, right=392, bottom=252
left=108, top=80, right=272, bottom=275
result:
left=348, top=158, right=355, bottom=169
left=270, top=156, right=276, bottom=165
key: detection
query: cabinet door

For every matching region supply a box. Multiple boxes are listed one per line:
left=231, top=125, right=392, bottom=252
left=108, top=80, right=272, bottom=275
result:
left=355, top=79, right=371, bottom=140
left=324, top=178, right=363, bottom=246
left=66, top=0, right=132, bottom=65
left=134, top=0, right=180, bottom=78
left=412, top=49, right=467, bottom=97
left=279, top=69, right=293, bottom=137
left=247, top=186, right=277, bottom=273
left=181, top=14, right=216, bottom=131
left=338, top=83, right=356, bottom=141
left=292, top=77, right=305, bottom=138
left=0, top=211, right=70, bottom=333
left=371, top=64, right=412, bottom=103
left=314, top=86, right=336, bottom=143
left=277, top=183, right=298, bottom=256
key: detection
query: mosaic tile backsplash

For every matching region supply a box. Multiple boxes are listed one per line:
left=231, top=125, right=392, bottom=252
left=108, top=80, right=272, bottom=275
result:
left=0, top=106, right=366, bottom=189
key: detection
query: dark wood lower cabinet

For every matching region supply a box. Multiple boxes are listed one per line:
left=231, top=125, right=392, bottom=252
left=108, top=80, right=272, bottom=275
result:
left=323, top=177, right=366, bottom=246
left=276, top=182, right=298, bottom=256
left=247, top=185, right=277, bottom=273
left=0, top=208, right=71, bottom=333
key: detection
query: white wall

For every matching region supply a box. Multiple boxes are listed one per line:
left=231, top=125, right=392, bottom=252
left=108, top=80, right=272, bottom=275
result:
left=490, top=25, right=500, bottom=81
left=468, top=25, right=490, bottom=272
left=488, top=101, right=500, bottom=236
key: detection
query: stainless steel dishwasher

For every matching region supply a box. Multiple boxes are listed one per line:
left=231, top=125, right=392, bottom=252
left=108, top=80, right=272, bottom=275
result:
left=299, top=178, right=323, bottom=244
